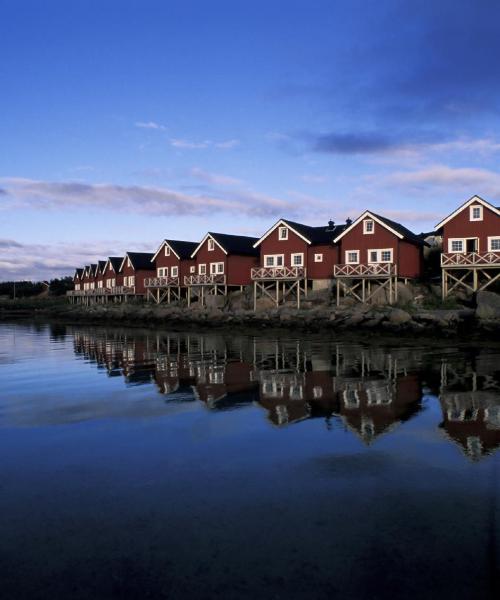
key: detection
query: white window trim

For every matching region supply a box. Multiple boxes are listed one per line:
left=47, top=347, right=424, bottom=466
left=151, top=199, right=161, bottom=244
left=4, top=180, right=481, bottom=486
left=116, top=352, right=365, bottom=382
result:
left=488, top=236, right=500, bottom=251
left=368, top=248, right=393, bottom=263
left=291, top=252, right=304, bottom=267
left=470, top=205, right=483, bottom=221
left=278, top=226, right=288, bottom=240
left=165, top=246, right=171, bottom=256
left=208, top=238, right=215, bottom=251
left=158, top=267, right=168, bottom=277
left=448, top=238, right=465, bottom=253
left=345, top=250, right=360, bottom=264
left=171, top=266, right=179, bottom=277
left=264, top=254, right=284, bottom=267
left=199, top=264, right=206, bottom=275
left=210, top=262, right=224, bottom=274
left=363, top=219, right=375, bottom=234
left=190, top=266, right=196, bottom=273
left=314, top=253, right=323, bottom=263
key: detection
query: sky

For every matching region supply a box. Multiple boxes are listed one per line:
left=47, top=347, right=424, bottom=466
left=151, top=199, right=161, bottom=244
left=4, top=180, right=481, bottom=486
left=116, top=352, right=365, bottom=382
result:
left=2, top=0, right=500, bottom=280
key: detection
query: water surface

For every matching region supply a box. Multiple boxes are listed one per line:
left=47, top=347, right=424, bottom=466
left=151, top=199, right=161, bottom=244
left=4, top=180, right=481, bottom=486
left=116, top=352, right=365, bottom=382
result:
left=1, top=323, right=499, bottom=599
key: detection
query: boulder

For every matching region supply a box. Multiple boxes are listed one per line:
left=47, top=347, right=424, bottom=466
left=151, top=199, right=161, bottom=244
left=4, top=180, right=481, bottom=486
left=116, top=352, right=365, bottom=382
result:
left=388, top=308, right=412, bottom=325
left=396, top=282, right=415, bottom=305
left=476, top=291, right=500, bottom=320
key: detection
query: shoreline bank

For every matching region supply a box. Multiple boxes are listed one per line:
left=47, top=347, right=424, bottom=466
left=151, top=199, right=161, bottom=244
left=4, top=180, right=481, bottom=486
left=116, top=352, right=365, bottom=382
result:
left=2, top=295, right=500, bottom=338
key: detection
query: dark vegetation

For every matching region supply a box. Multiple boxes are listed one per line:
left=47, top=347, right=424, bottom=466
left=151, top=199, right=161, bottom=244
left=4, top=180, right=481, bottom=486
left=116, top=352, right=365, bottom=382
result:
left=0, top=277, right=73, bottom=299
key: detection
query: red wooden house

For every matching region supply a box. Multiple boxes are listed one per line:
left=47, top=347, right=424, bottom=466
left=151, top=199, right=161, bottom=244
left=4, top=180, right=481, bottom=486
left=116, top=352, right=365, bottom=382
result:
left=119, top=252, right=156, bottom=298
left=252, top=218, right=347, bottom=308
left=95, top=260, right=107, bottom=294
left=73, top=268, right=83, bottom=291
left=146, top=239, right=197, bottom=304
left=435, top=195, right=500, bottom=298
left=186, top=232, right=259, bottom=306
left=102, top=257, right=124, bottom=291
left=333, top=210, right=427, bottom=304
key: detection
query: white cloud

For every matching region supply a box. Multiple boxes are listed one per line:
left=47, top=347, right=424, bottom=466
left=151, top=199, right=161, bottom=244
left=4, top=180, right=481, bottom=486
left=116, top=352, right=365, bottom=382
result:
left=214, top=139, right=240, bottom=149
left=189, top=167, right=243, bottom=186
left=135, top=121, right=167, bottom=131
left=169, top=138, right=240, bottom=150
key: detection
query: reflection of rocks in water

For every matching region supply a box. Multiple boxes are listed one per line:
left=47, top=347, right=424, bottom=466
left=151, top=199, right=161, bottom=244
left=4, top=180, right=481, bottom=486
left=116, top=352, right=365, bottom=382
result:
left=439, top=357, right=500, bottom=459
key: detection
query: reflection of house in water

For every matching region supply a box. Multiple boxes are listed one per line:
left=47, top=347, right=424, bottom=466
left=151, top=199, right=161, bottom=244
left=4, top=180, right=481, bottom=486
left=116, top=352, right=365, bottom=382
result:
left=334, top=347, right=422, bottom=443
left=439, top=357, right=500, bottom=460
left=253, top=340, right=422, bottom=436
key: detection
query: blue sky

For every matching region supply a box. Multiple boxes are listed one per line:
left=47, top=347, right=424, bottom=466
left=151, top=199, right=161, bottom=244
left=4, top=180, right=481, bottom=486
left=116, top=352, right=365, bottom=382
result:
left=2, top=0, right=500, bottom=280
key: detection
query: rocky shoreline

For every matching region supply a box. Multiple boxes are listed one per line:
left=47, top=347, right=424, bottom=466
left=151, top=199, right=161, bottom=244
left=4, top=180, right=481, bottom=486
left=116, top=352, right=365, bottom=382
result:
left=2, top=290, right=500, bottom=337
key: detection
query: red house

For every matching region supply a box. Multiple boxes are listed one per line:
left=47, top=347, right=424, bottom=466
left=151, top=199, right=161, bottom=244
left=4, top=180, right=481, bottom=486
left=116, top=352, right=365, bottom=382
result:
left=73, top=268, right=83, bottom=291
left=102, top=257, right=124, bottom=291
left=186, top=232, right=259, bottom=306
left=333, top=210, right=427, bottom=304
left=252, top=218, right=347, bottom=308
left=435, top=195, right=500, bottom=298
left=146, top=239, right=197, bottom=303
left=119, top=252, right=156, bottom=298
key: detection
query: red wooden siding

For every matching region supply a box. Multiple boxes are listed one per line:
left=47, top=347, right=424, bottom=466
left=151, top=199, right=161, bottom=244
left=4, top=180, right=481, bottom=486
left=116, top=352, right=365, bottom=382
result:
left=154, top=248, right=195, bottom=282
left=121, top=259, right=155, bottom=295
left=442, top=204, right=500, bottom=253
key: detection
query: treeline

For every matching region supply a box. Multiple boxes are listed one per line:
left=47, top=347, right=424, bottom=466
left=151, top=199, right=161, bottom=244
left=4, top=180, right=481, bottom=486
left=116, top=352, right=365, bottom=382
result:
left=0, top=277, right=73, bottom=299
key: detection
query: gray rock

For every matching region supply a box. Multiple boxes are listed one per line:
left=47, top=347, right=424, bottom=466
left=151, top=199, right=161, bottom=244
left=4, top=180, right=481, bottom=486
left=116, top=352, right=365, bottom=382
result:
left=476, top=291, right=500, bottom=320
left=388, top=308, right=412, bottom=325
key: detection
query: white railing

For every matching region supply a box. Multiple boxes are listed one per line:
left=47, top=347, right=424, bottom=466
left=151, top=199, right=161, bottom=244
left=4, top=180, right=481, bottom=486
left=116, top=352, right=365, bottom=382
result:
left=251, top=266, right=306, bottom=280
left=67, top=290, right=86, bottom=296
left=441, top=252, right=500, bottom=267
left=334, top=263, right=396, bottom=277
left=109, top=286, right=135, bottom=295
left=145, top=276, right=180, bottom=288
left=184, top=274, right=226, bottom=286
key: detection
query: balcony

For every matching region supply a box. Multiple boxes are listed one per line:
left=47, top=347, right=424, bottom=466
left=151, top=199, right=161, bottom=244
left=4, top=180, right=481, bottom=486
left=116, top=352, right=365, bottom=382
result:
left=334, top=263, right=397, bottom=278
left=109, top=286, right=135, bottom=295
left=441, top=252, right=500, bottom=268
left=184, top=274, right=226, bottom=286
left=145, top=276, right=180, bottom=288
left=251, top=266, right=306, bottom=280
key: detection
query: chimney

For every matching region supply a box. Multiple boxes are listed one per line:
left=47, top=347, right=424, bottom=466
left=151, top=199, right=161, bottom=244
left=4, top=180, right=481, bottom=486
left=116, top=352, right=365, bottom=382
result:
left=327, top=219, right=335, bottom=230
left=346, top=217, right=352, bottom=226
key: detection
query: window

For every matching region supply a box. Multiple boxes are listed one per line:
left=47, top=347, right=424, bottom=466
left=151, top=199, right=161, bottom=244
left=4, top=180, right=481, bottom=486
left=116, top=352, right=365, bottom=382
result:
left=313, top=386, right=323, bottom=399
left=208, top=238, right=215, bottom=251
left=488, top=237, right=500, bottom=251
left=363, top=219, right=374, bottom=234
left=165, top=245, right=171, bottom=256
left=470, top=205, right=483, bottom=221
left=98, top=280, right=103, bottom=288
left=128, top=276, right=135, bottom=286
left=199, top=264, right=206, bottom=275
left=368, top=249, right=393, bottom=263
left=346, top=250, right=359, bottom=264
left=158, top=267, right=168, bottom=277
left=190, top=266, right=196, bottom=273
left=264, top=254, right=284, bottom=267
left=314, top=253, right=323, bottom=262
left=449, top=239, right=464, bottom=253
left=291, top=253, right=304, bottom=266
left=279, top=226, right=288, bottom=240
left=127, top=258, right=131, bottom=267
left=210, top=262, right=224, bottom=274
left=171, top=266, right=178, bottom=277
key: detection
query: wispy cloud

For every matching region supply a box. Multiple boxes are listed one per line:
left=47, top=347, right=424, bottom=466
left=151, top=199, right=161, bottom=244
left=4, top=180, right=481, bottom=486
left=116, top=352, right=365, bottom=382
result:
left=169, top=138, right=240, bottom=150
left=135, top=121, right=167, bottom=131
left=189, top=167, right=243, bottom=186
left=0, top=177, right=298, bottom=219
left=300, top=174, right=328, bottom=184
left=0, top=239, right=153, bottom=281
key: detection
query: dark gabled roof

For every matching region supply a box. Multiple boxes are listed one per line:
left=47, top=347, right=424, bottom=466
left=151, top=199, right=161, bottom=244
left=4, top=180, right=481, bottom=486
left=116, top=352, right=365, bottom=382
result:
left=282, top=219, right=348, bottom=245
left=168, top=240, right=198, bottom=260
left=107, top=256, right=123, bottom=272
left=74, top=268, right=84, bottom=279
left=90, top=263, right=98, bottom=276
left=209, top=232, right=259, bottom=256
left=370, top=212, right=427, bottom=246
left=126, top=252, right=155, bottom=270
left=97, top=260, right=107, bottom=273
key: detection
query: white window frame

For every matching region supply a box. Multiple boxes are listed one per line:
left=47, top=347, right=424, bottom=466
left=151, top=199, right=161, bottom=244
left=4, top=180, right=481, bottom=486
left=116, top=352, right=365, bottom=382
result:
left=129, top=275, right=135, bottom=286
left=190, top=266, right=196, bottom=273
left=363, top=219, right=375, bottom=234
left=208, top=238, right=215, bottom=251
left=199, top=264, right=207, bottom=275
left=278, top=226, right=288, bottom=240
left=470, top=205, right=483, bottom=221
left=345, top=250, right=360, bottom=264
left=97, top=280, right=103, bottom=288
left=448, top=238, right=465, bottom=253
left=210, top=262, right=224, bottom=274
left=314, top=253, right=323, bottom=263
left=264, top=254, right=284, bottom=267
left=127, top=258, right=131, bottom=267
left=171, top=266, right=179, bottom=277
left=165, top=245, right=171, bottom=256
left=368, top=248, right=393, bottom=263
left=291, top=252, right=304, bottom=267
left=488, top=236, right=500, bottom=251
left=157, top=267, right=168, bottom=277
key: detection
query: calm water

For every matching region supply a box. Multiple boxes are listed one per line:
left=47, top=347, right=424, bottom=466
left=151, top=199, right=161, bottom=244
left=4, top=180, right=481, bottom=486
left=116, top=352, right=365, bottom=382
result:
left=0, top=323, right=499, bottom=600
